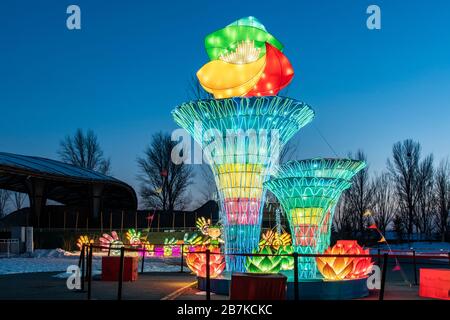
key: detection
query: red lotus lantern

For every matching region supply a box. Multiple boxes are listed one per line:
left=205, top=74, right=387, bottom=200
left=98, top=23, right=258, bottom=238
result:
left=316, top=240, right=373, bottom=280
left=186, top=245, right=225, bottom=278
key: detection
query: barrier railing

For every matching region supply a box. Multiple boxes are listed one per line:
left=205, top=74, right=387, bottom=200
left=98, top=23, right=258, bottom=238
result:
left=77, top=243, right=449, bottom=301
left=0, top=239, right=20, bottom=257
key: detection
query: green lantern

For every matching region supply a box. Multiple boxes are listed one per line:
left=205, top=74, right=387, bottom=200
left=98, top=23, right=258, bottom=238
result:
left=245, top=246, right=282, bottom=273
left=278, top=245, right=294, bottom=270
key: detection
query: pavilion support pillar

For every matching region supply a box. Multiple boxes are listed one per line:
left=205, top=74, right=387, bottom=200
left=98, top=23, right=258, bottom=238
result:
left=91, top=184, right=104, bottom=224
left=25, top=178, right=47, bottom=228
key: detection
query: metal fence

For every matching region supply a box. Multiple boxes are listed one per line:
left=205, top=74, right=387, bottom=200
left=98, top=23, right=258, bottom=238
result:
left=77, top=243, right=450, bottom=301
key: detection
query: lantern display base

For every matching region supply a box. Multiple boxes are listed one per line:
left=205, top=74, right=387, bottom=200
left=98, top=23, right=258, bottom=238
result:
left=197, top=271, right=369, bottom=300
left=101, top=256, right=139, bottom=282
left=419, top=268, right=450, bottom=300
left=197, top=274, right=230, bottom=295
left=285, top=277, right=369, bottom=300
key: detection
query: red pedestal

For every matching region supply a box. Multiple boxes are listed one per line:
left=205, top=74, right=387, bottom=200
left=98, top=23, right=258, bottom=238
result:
left=102, top=256, right=139, bottom=282
left=419, top=268, right=450, bottom=300
left=230, top=273, right=287, bottom=300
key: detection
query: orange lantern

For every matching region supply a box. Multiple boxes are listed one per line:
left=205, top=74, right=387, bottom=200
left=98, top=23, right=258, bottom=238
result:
left=186, top=245, right=225, bottom=278
left=316, top=240, right=373, bottom=280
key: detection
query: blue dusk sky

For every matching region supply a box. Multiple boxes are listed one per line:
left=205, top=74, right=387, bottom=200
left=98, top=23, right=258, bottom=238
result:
left=1, top=0, right=449, bottom=208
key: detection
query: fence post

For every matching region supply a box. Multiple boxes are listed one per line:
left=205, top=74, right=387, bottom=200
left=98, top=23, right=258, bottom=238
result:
left=78, top=244, right=84, bottom=268
left=141, top=248, right=145, bottom=274
left=379, top=253, right=388, bottom=301
left=118, top=246, right=125, bottom=300
left=293, top=252, right=299, bottom=301
left=180, top=244, right=184, bottom=273
left=87, top=244, right=93, bottom=300
left=80, top=244, right=85, bottom=292
left=412, top=250, right=418, bottom=285
left=377, top=248, right=381, bottom=265
left=206, top=249, right=210, bottom=301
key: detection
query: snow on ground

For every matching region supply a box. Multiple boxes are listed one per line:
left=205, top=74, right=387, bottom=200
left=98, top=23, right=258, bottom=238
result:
left=0, top=249, right=183, bottom=275
left=369, top=242, right=450, bottom=256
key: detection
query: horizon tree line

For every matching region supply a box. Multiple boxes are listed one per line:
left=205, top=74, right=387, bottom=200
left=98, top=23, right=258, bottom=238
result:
left=333, top=139, right=449, bottom=242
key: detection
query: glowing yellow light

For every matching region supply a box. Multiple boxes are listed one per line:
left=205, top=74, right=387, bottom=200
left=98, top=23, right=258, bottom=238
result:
left=197, top=55, right=266, bottom=99
left=290, top=208, right=323, bottom=225
left=219, top=40, right=261, bottom=64
left=215, top=163, right=264, bottom=198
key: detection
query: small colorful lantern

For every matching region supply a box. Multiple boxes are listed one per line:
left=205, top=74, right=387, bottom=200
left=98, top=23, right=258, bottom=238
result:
left=183, top=232, right=204, bottom=255
left=126, top=229, right=142, bottom=246
left=140, top=241, right=154, bottom=257
left=186, top=245, right=225, bottom=278
left=163, top=237, right=178, bottom=257
left=196, top=217, right=224, bottom=247
left=278, top=245, right=295, bottom=270
left=99, top=231, right=124, bottom=256
left=259, top=229, right=291, bottom=250
left=316, top=240, right=373, bottom=280
left=245, top=246, right=282, bottom=273
left=76, top=235, right=94, bottom=250
left=253, top=229, right=294, bottom=271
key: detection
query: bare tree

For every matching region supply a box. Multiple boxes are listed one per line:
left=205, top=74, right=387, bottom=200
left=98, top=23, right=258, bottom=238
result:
left=435, top=159, right=450, bottom=241
left=12, top=192, right=27, bottom=211
left=387, top=139, right=422, bottom=240
left=197, top=164, right=218, bottom=204
left=59, top=128, right=111, bottom=175
left=344, top=150, right=374, bottom=238
left=333, top=196, right=355, bottom=239
left=415, top=155, right=435, bottom=238
left=0, top=189, right=11, bottom=217
left=137, top=132, right=193, bottom=212
left=372, top=173, right=397, bottom=234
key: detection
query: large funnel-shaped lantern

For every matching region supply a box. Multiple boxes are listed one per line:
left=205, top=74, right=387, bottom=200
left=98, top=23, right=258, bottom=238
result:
left=173, top=17, right=314, bottom=272
left=264, top=159, right=365, bottom=279
left=173, top=97, right=314, bottom=272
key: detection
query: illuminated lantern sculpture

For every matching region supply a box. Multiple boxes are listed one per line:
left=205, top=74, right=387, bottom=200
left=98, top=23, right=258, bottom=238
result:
left=264, top=159, right=365, bottom=278
left=186, top=245, right=226, bottom=278
left=198, top=16, right=293, bottom=99
left=245, top=246, right=282, bottom=273
left=245, top=229, right=293, bottom=273
left=281, top=159, right=366, bottom=253
left=76, top=235, right=93, bottom=250
left=316, top=240, right=373, bottom=280
left=99, top=231, right=124, bottom=256
left=173, top=17, right=314, bottom=272
left=196, top=217, right=224, bottom=246
left=126, top=229, right=142, bottom=246
left=260, top=229, right=294, bottom=271
left=183, top=232, right=204, bottom=256
left=278, top=245, right=295, bottom=270
left=163, top=238, right=179, bottom=257
left=140, top=241, right=154, bottom=257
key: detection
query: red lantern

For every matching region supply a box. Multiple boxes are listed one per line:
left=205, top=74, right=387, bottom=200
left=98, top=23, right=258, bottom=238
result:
left=246, top=43, right=294, bottom=97
left=316, top=240, right=373, bottom=280
left=186, top=245, right=225, bottom=278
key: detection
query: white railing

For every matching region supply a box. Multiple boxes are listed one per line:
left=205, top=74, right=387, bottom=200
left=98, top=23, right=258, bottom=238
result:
left=0, top=239, right=20, bottom=258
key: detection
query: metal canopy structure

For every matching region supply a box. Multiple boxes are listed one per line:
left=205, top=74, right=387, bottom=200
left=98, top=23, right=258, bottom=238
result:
left=0, top=152, right=137, bottom=226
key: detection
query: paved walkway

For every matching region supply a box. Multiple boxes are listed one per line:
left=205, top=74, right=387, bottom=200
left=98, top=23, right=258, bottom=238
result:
left=0, top=272, right=196, bottom=300
left=0, top=258, right=447, bottom=300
